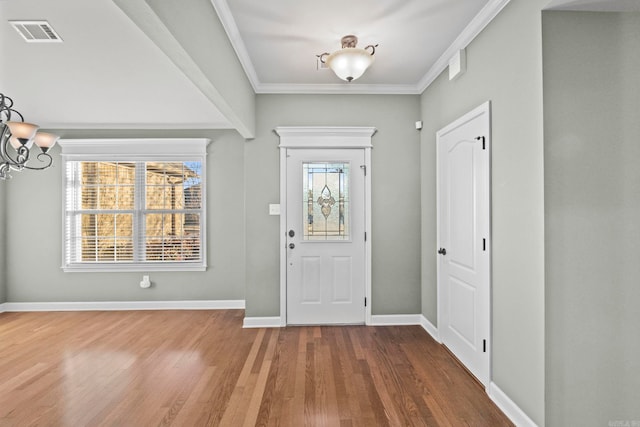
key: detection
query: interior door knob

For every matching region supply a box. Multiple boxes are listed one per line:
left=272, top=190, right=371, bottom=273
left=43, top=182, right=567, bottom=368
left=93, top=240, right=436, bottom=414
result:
left=289, top=243, right=295, bottom=249
left=438, top=248, right=447, bottom=255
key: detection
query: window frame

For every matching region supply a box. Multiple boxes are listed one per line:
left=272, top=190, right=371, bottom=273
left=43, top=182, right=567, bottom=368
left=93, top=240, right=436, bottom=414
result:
left=59, top=138, right=209, bottom=272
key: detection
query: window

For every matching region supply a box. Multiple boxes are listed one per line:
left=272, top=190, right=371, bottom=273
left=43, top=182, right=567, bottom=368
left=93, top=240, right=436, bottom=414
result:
left=60, top=139, right=208, bottom=272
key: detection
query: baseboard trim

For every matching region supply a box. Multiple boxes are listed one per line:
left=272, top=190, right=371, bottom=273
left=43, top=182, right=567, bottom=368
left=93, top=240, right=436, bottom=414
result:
left=419, top=321, right=533, bottom=426
left=419, top=315, right=441, bottom=343
left=488, top=382, right=538, bottom=427
left=1, top=300, right=246, bottom=312
left=243, top=316, right=282, bottom=328
left=370, top=314, right=422, bottom=326
left=368, top=314, right=442, bottom=345
left=0, top=303, right=5, bottom=313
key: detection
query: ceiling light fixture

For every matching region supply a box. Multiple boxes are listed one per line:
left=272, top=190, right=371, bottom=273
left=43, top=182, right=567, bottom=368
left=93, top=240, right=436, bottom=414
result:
left=0, top=93, right=58, bottom=179
left=318, top=35, right=378, bottom=82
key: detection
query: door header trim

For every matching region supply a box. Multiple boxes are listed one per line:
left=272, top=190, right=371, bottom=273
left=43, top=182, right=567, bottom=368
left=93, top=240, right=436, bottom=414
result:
left=275, top=126, right=376, bottom=149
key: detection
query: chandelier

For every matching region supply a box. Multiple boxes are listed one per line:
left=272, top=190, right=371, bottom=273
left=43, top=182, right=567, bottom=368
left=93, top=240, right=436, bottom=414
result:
left=318, top=35, right=377, bottom=82
left=0, top=93, right=58, bottom=179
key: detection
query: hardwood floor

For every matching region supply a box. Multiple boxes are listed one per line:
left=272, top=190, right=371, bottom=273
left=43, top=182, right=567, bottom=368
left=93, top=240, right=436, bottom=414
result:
left=0, top=310, right=512, bottom=426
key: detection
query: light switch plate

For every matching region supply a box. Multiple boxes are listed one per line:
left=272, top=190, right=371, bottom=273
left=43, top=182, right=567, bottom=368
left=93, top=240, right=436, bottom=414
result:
left=269, top=204, right=280, bottom=215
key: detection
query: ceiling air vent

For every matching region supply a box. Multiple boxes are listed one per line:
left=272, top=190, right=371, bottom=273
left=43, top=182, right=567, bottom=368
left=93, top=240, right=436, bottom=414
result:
left=10, top=21, right=63, bottom=43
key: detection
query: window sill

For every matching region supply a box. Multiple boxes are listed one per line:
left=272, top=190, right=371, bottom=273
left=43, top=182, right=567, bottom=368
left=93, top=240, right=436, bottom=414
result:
left=62, top=262, right=207, bottom=273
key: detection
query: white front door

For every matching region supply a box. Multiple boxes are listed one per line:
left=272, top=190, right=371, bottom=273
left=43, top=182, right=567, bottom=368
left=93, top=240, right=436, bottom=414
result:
left=285, top=148, right=366, bottom=325
left=437, top=102, right=491, bottom=386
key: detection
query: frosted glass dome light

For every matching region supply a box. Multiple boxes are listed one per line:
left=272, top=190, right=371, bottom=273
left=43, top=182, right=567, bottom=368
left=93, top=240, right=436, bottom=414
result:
left=318, top=35, right=377, bottom=82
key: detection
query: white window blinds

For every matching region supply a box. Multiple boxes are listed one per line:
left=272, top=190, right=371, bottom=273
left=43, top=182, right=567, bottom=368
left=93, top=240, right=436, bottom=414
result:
left=60, top=139, right=208, bottom=272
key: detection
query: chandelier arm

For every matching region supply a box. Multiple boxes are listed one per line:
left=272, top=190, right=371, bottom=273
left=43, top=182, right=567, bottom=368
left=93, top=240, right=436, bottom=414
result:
left=0, top=163, right=10, bottom=179
left=1, top=125, right=29, bottom=170
left=0, top=126, right=16, bottom=164
left=0, top=122, right=9, bottom=143
left=317, top=52, right=330, bottom=64
left=364, top=44, right=378, bottom=56
left=22, top=152, right=53, bottom=171
left=0, top=94, right=10, bottom=120
left=0, top=146, right=25, bottom=177
left=16, top=145, right=30, bottom=164
left=1, top=147, right=27, bottom=170
left=8, top=108, right=25, bottom=122
left=0, top=96, right=25, bottom=122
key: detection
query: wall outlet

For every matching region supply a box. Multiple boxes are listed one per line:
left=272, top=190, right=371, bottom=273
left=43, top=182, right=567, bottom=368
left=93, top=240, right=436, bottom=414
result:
left=140, top=275, right=151, bottom=289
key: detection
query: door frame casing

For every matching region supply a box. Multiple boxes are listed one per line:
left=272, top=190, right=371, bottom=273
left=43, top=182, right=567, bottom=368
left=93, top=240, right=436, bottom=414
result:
left=275, top=126, right=376, bottom=326
left=436, top=101, right=492, bottom=387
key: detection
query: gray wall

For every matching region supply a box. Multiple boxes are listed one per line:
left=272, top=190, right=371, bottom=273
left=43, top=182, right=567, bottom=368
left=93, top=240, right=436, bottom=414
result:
left=0, top=182, right=6, bottom=304
left=245, top=94, right=422, bottom=317
left=420, top=0, right=546, bottom=424
left=543, top=11, right=640, bottom=426
left=5, top=129, right=245, bottom=303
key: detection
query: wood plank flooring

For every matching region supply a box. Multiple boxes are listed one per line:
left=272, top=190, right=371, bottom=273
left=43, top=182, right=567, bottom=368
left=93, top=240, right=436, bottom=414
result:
left=0, top=310, right=512, bottom=426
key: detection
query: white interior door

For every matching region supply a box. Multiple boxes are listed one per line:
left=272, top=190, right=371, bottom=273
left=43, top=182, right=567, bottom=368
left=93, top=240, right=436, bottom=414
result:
left=437, top=102, right=491, bottom=386
left=285, top=148, right=366, bottom=325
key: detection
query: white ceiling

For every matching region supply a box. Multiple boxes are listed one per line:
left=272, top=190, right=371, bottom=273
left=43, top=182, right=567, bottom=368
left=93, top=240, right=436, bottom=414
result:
left=213, top=0, right=495, bottom=93
left=1, top=0, right=637, bottom=130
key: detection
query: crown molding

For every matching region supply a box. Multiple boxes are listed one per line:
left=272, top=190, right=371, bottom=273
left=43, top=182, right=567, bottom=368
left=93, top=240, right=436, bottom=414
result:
left=417, top=0, right=512, bottom=92
left=255, top=83, right=421, bottom=95
left=36, top=122, right=233, bottom=130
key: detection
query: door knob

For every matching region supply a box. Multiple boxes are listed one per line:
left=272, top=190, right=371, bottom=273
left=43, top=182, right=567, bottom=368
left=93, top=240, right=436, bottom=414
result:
left=289, top=243, right=295, bottom=249
left=288, top=230, right=295, bottom=237
left=438, top=248, right=447, bottom=255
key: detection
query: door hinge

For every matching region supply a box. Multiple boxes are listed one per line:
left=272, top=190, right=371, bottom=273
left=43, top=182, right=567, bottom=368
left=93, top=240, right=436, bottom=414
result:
left=483, top=238, right=486, bottom=251
left=483, top=339, right=487, bottom=353
left=364, top=232, right=367, bottom=242
left=360, top=165, right=367, bottom=176
left=475, top=136, right=486, bottom=150
left=365, top=297, right=367, bottom=307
